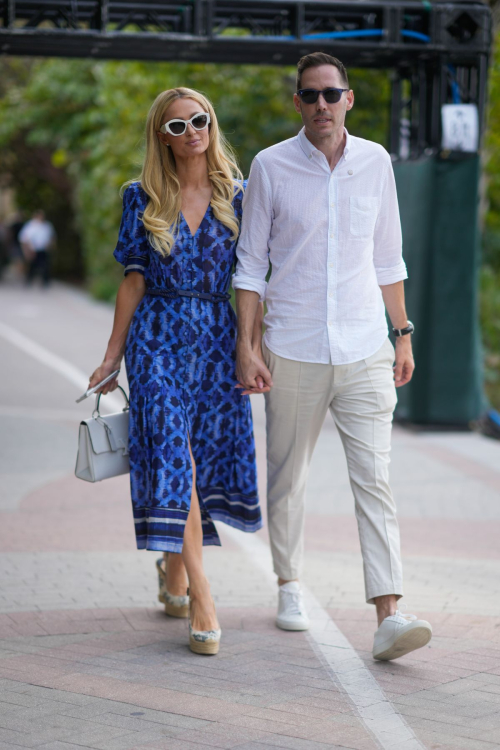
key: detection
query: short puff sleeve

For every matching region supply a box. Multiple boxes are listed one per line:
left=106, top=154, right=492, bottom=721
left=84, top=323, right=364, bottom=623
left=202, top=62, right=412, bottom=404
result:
left=113, top=183, right=150, bottom=276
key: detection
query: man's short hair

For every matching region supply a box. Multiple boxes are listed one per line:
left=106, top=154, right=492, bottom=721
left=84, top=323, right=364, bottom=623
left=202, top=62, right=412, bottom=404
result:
left=296, top=52, right=349, bottom=91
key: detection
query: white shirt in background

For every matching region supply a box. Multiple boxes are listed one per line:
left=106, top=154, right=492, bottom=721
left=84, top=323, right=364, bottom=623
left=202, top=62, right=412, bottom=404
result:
left=19, top=219, right=55, bottom=252
left=233, top=127, right=407, bottom=366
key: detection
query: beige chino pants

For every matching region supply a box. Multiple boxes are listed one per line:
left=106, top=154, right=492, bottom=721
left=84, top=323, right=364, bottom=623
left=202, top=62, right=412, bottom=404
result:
left=263, top=337, right=403, bottom=604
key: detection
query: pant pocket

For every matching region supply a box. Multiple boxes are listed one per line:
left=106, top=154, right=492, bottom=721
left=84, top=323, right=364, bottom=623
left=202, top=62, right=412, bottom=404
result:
left=367, top=341, right=397, bottom=413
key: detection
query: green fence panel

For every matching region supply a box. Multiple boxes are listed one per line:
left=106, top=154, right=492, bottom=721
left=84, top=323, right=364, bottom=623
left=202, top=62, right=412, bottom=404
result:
left=393, top=155, right=485, bottom=424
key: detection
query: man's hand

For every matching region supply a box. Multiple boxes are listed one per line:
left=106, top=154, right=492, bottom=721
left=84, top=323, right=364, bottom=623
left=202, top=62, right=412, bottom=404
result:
left=236, top=344, right=273, bottom=396
left=394, top=336, right=414, bottom=387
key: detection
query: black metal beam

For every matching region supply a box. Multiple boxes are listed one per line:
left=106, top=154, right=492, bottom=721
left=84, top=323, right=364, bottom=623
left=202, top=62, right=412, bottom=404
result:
left=0, top=1, right=491, bottom=65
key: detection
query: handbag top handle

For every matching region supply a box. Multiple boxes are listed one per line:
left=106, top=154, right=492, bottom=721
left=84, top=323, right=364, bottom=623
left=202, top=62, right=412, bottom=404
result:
left=93, top=385, right=129, bottom=418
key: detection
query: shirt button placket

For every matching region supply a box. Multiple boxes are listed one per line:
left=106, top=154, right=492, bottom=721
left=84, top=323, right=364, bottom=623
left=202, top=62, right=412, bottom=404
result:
left=327, top=174, right=335, bottom=343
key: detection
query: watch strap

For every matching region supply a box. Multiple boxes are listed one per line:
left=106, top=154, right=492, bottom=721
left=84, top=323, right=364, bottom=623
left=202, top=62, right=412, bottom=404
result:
left=393, top=320, right=414, bottom=337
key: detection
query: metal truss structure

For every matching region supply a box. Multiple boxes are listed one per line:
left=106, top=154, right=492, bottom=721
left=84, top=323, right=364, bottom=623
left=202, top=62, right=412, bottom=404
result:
left=0, top=1, right=493, bottom=157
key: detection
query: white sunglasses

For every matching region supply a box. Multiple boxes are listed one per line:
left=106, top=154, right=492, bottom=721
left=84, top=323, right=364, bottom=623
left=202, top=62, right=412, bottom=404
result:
left=160, top=112, right=211, bottom=136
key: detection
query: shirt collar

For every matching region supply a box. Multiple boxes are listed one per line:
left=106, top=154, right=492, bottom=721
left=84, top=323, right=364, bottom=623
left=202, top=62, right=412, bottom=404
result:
left=298, top=126, right=351, bottom=161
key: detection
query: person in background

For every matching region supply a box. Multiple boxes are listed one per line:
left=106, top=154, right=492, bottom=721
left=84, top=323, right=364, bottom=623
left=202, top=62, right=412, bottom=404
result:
left=19, top=209, right=56, bottom=286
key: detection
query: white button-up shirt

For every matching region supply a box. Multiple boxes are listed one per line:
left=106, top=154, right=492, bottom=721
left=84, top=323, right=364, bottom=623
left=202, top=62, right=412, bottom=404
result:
left=19, top=219, right=55, bottom=252
left=233, top=127, right=407, bottom=365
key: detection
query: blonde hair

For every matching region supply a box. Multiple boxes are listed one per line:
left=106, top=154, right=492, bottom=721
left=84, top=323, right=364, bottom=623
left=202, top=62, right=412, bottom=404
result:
left=127, top=87, right=243, bottom=257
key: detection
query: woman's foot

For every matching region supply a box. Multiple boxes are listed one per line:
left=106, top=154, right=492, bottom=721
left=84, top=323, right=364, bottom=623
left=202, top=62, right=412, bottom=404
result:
left=188, top=580, right=219, bottom=632
left=188, top=580, right=221, bottom=655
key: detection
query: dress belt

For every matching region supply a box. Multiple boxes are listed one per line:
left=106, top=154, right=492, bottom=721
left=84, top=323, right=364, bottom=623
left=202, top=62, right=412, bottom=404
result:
left=146, top=288, right=231, bottom=302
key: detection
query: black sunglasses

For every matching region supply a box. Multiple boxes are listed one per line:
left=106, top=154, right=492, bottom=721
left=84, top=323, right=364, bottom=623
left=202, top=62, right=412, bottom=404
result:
left=297, top=88, right=349, bottom=104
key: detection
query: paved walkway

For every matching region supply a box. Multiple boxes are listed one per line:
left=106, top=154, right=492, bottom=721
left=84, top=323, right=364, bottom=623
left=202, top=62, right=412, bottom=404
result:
left=1, top=280, right=500, bottom=750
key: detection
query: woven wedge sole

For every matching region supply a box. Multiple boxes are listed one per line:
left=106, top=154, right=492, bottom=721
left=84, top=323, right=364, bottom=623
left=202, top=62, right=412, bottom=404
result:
left=165, top=600, right=190, bottom=618
left=374, top=623, right=432, bottom=661
left=189, top=634, right=220, bottom=655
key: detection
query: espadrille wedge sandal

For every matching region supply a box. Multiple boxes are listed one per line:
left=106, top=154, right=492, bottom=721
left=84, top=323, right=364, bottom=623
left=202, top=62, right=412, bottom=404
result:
left=156, top=556, right=189, bottom=618
left=188, top=592, right=221, bottom=655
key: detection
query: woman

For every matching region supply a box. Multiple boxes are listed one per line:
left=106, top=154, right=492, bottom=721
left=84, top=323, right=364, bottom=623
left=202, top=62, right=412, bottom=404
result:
left=89, top=87, right=263, bottom=655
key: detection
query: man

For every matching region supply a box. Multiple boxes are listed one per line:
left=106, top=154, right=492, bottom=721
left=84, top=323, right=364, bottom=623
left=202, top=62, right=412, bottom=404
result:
left=233, top=52, right=432, bottom=661
left=19, top=209, right=55, bottom=286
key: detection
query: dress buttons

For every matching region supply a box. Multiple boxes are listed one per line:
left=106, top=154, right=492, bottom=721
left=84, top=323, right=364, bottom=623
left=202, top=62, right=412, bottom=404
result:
left=348, top=169, right=353, bottom=175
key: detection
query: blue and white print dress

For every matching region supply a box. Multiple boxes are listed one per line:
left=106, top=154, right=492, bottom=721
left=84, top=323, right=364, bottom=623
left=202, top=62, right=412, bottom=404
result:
left=114, top=181, right=261, bottom=551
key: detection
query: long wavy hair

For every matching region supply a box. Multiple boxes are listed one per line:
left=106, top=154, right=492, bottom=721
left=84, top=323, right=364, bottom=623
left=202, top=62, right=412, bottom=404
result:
left=127, top=87, right=243, bottom=257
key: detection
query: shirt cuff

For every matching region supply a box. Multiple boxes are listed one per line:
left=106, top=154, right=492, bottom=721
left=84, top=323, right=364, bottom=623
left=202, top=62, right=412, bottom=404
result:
left=375, top=259, right=408, bottom=286
left=232, top=274, right=267, bottom=301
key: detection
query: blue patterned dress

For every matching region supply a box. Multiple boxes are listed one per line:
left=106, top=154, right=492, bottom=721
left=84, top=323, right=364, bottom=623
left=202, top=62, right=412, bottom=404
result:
left=114, top=181, right=261, bottom=551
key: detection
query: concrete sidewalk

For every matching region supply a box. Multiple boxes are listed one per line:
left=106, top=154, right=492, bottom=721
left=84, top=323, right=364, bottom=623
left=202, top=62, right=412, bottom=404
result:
left=1, top=280, right=500, bottom=750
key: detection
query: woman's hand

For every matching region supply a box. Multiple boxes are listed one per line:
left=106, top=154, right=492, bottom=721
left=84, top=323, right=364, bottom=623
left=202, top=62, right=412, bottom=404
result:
left=88, top=358, right=121, bottom=395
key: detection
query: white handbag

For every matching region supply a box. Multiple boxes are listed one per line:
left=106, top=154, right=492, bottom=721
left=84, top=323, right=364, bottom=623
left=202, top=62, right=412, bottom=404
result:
left=75, top=386, right=130, bottom=482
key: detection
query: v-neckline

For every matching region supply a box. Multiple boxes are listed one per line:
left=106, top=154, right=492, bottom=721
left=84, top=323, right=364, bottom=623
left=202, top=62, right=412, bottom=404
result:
left=180, top=200, right=212, bottom=238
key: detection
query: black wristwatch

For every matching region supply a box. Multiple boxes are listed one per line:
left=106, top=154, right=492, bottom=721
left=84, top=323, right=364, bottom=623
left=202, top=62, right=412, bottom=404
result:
left=392, top=320, right=414, bottom=337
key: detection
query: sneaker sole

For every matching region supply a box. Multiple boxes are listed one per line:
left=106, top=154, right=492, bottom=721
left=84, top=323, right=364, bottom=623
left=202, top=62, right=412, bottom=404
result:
left=373, top=624, right=432, bottom=661
left=276, top=618, right=310, bottom=632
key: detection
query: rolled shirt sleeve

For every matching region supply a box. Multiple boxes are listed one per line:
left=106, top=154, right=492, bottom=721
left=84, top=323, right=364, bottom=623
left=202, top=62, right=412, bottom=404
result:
left=373, top=152, right=408, bottom=286
left=232, top=157, right=272, bottom=300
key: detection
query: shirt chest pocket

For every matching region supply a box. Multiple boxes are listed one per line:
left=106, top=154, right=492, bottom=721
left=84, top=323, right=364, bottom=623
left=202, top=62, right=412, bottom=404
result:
left=349, top=197, right=379, bottom=238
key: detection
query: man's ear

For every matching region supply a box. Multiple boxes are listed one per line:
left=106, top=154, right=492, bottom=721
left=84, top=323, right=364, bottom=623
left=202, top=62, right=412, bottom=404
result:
left=293, top=94, right=302, bottom=115
left=346, top=90, right=355, bottom=111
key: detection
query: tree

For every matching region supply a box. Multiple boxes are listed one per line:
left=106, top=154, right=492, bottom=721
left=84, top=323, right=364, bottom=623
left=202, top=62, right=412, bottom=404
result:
left=0, top=58, right=389, bottom=297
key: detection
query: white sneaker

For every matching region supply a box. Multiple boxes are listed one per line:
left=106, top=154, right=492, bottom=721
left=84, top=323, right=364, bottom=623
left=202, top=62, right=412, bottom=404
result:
left=373, top=609, right=432, bottom=661
left=276, top=582, right=310, bottom=631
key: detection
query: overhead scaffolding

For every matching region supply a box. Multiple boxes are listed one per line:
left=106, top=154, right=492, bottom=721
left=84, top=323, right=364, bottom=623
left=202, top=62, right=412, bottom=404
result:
left=0, top=0, right=494, bottom=424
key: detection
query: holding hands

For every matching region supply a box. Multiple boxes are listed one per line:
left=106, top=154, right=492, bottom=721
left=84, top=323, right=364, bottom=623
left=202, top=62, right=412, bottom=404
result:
left=236, top=344, right=273, bottom=396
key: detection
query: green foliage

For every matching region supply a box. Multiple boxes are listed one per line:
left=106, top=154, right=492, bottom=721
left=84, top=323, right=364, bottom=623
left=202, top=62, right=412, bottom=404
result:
left=482, top=29, right=500, bottom=408
left=0, top=57, right=389, bottom=298
left=485, top=34, right=500, bottom=272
